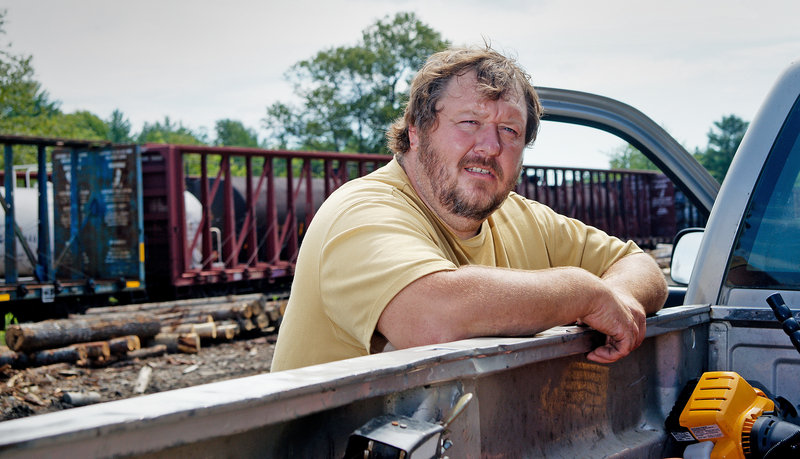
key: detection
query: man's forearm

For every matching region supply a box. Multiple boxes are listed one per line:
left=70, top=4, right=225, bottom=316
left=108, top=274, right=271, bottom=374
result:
left=600, top=252, right=668, bottom=315
left=377, top=254, right=667, bottom=363
left=378, top=264, right=623, bottom=349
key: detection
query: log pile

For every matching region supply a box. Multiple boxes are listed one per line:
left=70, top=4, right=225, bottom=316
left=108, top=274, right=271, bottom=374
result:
left=1, top=294, right=287, bottom=369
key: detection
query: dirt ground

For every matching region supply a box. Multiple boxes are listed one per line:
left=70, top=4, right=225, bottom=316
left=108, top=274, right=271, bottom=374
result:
left=1, top=333, right=276, bottom=422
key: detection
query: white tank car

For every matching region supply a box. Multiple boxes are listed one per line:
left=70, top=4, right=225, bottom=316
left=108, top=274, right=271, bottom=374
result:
left=0, top=187, right=204, bottom=276
left=0, top=185, right=54, bottom=276
left=183, top=190, right=205, bottom=269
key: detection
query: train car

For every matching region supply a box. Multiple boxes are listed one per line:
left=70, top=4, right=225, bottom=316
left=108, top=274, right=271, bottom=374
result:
left=0, top=136, right=144, bottom=318
left=138, top=144, right=390, bottom=300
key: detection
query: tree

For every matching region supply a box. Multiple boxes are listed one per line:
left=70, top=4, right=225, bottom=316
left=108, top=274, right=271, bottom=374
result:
left=214, top=119, right=259, bottom=148
left=0, top=11, right=110, bottom=151
left=107, top=109, right=133, bottom=143
left=607, top=144, right=658, bottom=171
left=0, top=10, right=60, bottom=137
left=137, top=116, right=207, bottom=145
left=262, top=12, right=449, bottom=153
left=694, top=114, right=749, bottom=182
left=262, top=102, right=298, bottom=150
left=58, top=110, right=108, bottom=139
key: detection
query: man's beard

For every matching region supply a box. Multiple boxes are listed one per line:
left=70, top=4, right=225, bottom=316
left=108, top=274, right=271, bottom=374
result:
left=418, top=135, right=521, bottom=222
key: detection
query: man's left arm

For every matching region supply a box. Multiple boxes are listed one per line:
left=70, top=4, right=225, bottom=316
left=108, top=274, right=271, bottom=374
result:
left=587, top=252, right=668, bottom=363
left=602, top=252, right=668, bottom=315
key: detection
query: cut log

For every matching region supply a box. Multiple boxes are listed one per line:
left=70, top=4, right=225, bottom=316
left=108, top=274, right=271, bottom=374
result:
left=215, top=323, right=240, bottom=340
left=155, top=302, right=253, bottom=321
left=73, top=341, right=111, bottom=360
left=108, top=335, right=141, bottom=354
left=83, top=293, right=265, bottom=315
left=237, top=318, right=256, bottom=333
left=0, top=348, right=27, bottom=368
left=254, top=313, right=270, bottom=330
left=147, top=332, right=201, bottom=354
left=159, top=314, right=214, bottom=329
left=189, top=322, right=217, bottom=339
left=247, top=299, right=265, bottom=317
left=265, top=299, right=288, bottom=322
left=77, top=355, right=119, bottom=368
left=5, top=313, right=161, bottom=352
left=127, top=344, right=167, bottom=360
left=29, top=345, right=87, bottom=366
left=63, top=391, right=101, bottom=406
left=166, top=322, right=217, bottom=339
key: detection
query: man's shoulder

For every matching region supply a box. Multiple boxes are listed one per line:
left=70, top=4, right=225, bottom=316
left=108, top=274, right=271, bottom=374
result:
left=325, top=160, right=416, bottom=207
left=497, top=192, right=551, bottom=216
left=326, top=164, right=404, bottom=205
left=308, top=164, right=427, bottom=234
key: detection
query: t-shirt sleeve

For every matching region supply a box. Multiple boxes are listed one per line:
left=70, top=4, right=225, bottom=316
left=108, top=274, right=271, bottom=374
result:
left=531, top=200, right=642, bottom=275
left=318, top=192, right=456, bottom=352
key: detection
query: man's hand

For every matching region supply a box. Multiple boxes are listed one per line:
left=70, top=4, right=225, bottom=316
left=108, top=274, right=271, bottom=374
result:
left=584, top=252, right=666, bottom=363
left=581, top=287, right=647, bottom=363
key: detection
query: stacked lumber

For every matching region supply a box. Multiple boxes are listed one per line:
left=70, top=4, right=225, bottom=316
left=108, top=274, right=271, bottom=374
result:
left=1, top=294, right=287, bottom=369
left=2, top=333, right=148, bottom=368
left=5, top=313, right=159, bottom=353
left=86, top=294, right=287, bottom=349
left=2, top=312, right=160, bottom=368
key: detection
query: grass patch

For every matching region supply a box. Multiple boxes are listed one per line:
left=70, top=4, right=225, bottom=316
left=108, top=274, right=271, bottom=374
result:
left=1, top=312, right=17, bottom=347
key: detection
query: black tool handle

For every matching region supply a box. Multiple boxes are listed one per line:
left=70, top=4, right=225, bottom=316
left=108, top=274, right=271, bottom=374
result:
left=766, top=293, right=800, bottom=354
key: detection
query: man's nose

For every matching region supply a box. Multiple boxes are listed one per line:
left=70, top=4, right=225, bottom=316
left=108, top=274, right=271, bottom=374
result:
left=474, top=125, right=501, bottom=156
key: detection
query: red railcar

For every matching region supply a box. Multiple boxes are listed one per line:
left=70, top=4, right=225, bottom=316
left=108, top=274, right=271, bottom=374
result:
left=140, top=144, right=390, bottom=299
left=141, top=144, right=701, bottom=300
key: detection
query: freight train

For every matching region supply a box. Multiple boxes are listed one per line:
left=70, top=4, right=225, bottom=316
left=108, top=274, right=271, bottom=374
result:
left=0, top=132, right=705, bottom=320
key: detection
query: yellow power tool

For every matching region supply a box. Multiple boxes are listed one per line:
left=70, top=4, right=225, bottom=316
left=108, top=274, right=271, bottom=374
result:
left=667, top=371, right=800, bottom=458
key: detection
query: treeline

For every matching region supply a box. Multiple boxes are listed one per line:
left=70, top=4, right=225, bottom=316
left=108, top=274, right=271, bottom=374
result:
left=2, top=7, right=745, bottom=182
left=606, top=114, right=749, bottom=183
left=0, top=10, right=447, bottom=165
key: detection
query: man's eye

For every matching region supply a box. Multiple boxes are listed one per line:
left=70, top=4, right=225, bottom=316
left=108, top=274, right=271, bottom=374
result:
left=501, top=126, right=519, bottom=136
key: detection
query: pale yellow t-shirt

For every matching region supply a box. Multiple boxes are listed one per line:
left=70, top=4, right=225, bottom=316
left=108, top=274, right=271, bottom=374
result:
left=271, top=159, right=641, bottom=371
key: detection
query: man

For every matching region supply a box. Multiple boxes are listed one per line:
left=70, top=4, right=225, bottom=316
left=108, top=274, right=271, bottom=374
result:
left=271, top=46, right=667, bottom=372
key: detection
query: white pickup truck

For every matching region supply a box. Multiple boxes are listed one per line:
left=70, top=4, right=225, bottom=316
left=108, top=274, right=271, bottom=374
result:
left=1, top=62, right=799, bottom=458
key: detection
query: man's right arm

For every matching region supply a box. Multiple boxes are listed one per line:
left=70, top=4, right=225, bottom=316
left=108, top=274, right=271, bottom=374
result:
left=376, top=264, right=641, bottom=362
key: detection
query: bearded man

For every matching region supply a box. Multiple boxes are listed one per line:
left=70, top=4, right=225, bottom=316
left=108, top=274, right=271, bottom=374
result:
left=271, top=46, right=667, bottom=371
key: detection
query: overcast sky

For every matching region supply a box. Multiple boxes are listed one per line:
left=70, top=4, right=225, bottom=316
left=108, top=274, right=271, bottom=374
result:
left=3, top=0, right=799, bottom=168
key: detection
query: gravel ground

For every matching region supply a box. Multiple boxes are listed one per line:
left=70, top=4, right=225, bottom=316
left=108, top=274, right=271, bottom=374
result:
left=1, top=333, right=276, bottom=421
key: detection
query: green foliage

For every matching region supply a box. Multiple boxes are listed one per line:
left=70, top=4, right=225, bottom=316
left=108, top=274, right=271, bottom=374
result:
left=694, top=114, right=749, bottom=183
left=1, top=311, right=17, bottom=345
left=263, top=11, right=449, bottom=153
left=215, top=119, right=259, bottom=148
left=0, top=10, right=60, bottom=144
left=137, top=116, right=207, bottom=145
left=0, top=12, right=59, bottom=126
left=607, top=144, right=659, bottom=171
left=107, top=109, right=133, bottom=143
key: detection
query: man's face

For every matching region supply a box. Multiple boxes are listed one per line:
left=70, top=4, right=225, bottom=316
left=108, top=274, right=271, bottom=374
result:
left=409, top=70, right=527, bottom=225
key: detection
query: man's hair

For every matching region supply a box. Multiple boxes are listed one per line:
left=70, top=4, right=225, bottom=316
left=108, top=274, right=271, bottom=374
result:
left=387, top=45, right=542, bottom=158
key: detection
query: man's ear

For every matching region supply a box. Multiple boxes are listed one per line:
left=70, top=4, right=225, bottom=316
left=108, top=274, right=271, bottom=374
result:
left=408, top=124, right=419, bottom=153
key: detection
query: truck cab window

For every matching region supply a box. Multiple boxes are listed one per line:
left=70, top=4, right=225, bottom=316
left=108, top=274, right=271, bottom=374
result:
left=726, top=96, right=800, bottom=288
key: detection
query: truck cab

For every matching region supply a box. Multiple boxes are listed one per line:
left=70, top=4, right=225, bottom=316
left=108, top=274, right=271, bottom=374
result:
left=673, top=60, right=800, bottom=398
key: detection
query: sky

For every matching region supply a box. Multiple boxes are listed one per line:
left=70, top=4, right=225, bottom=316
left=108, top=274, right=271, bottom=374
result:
left=2, top=0, right=799, bottom=169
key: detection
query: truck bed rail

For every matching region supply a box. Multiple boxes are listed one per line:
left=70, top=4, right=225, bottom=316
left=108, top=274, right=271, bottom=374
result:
left=0, top=305, right=709, bottom=458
